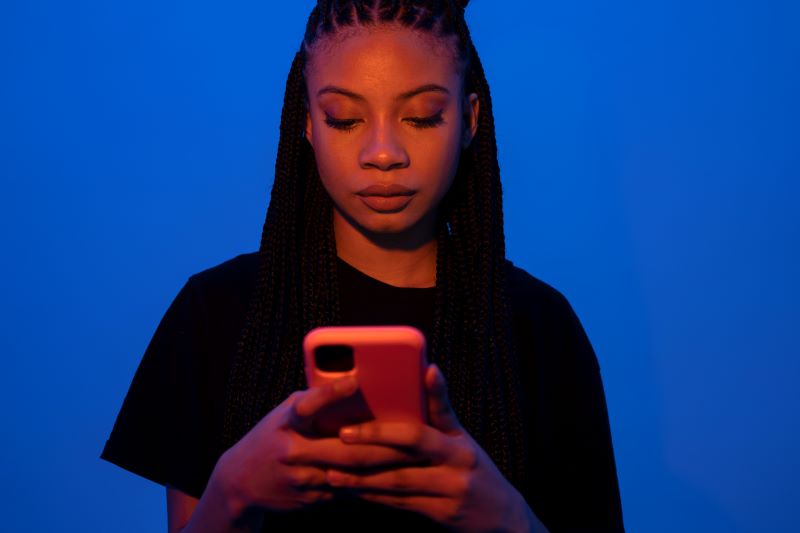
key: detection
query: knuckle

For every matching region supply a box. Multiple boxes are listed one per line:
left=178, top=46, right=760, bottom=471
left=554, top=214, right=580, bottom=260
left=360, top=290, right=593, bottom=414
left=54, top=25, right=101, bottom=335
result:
left=292, top=399, right=312, bottom=419
left=287, top=391, right=302, bottom=403
left=409, top=425, right=425, bottom=446
left=285, top=391, right=304, bottom=413
left=459, top=442, right=479, bottom=469
left=453, top=471, right=471, bottom=499
left=285, top=468, right=308, bottom=488
left=389, top=469, right=408, bottom=489
left=287, top=399, right=305, bottom=419
left=282, top=437, right=303, bottom=465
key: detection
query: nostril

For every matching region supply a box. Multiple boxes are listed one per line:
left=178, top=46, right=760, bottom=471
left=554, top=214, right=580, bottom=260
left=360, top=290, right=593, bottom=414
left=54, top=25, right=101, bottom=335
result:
left=360, top=148, right=410, bottom=171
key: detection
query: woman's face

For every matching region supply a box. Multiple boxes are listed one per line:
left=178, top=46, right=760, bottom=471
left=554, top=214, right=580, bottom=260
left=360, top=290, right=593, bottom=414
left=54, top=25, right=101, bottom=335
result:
left=304, top=26, right=479, bottom=242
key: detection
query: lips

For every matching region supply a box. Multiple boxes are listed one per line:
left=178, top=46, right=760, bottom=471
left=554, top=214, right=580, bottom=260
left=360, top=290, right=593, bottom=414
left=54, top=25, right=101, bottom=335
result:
left=356, top=184, right=415, bottom=197
left=356, top=184, right=416, bottom=213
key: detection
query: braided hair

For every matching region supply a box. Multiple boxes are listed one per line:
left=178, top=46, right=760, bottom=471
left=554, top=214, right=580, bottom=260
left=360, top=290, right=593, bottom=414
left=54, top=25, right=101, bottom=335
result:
left=222, top=0, right=528, bottom=490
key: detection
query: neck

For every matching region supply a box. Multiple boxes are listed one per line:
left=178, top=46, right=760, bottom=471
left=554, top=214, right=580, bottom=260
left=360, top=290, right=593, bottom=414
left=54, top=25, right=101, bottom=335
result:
left=333, top=210, right=437, bottom=288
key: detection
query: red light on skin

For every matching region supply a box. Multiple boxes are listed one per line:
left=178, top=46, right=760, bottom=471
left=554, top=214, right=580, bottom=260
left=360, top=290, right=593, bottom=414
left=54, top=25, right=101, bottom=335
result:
left=358, top=194, right=415, bottom=213
left=356, top=184, right=416, bottom=213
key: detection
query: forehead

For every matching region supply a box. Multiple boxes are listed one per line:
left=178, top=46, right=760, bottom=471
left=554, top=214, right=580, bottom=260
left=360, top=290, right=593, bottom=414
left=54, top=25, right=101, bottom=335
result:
left=304, top=25, right=463, bottom=98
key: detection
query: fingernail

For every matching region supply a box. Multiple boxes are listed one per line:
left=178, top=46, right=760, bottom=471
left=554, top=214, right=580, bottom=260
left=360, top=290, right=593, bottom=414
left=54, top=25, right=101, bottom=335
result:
left=340, top=426, right=358, bottom=442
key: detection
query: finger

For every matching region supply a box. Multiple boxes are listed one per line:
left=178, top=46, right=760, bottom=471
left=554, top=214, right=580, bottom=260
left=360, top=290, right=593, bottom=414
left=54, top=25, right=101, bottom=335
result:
left=288, top=376, right=358, bottom=431
left=297, top=490, right=335, bottom=505
left=285, top=434, right=424, bottom=470
left=283, top=466, right=329, bottom=490
left=339, top=421, right=449, bottom=462
left=326, top=465, right=462, bottom=497
left=425, top=364, right=461, bottom=434
left=356, top=492, right=451, bottom=522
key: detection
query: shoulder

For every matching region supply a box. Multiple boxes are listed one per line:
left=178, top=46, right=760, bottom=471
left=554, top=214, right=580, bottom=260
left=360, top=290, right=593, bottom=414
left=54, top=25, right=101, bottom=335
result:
left=189, top=250, right=260, bottom=287
left=504, top=259, right=599, bottom=372
left=167, top=251, right=261, bottom=335
left=186, top=251, right=260, bottom=305
left=504, top=259, right=577, bottom=326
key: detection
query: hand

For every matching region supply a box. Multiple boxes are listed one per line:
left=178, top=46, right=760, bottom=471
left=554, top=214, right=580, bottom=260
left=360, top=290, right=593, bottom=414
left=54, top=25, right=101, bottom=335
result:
left=324, top=365, right=542, bottom=533
left=211, top=375, right=421, bottom=516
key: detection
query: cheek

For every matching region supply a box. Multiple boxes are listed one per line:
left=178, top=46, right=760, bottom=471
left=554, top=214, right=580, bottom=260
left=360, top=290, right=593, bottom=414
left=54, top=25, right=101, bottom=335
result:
left=310, top=133, right=349, bottom=187
left=414, top=129, right=462, bottom=191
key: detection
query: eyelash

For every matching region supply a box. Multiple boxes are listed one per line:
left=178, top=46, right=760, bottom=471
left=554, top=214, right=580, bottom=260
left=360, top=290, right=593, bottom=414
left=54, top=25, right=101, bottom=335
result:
left=324, top=111, right=445, bottom=132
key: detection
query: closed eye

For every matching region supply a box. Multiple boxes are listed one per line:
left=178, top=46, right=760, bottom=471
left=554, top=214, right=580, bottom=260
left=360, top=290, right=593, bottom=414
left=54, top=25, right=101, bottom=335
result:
left=323, top=110, right=445, bottom=132
left=324, top=114, right=360, bottom=132
left=405, top=110, right=445, bottom=129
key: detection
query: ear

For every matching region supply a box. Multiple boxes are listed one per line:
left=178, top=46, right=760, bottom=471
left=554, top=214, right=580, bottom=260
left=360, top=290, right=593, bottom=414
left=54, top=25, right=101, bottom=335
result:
left=305, top=109, right=314, bottom=146
left=461, top=92, right=479, bottom=149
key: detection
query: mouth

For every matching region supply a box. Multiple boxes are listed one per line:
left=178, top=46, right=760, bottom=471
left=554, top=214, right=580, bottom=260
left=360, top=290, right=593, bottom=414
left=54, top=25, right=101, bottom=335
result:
left=356, top=184, right=416, bottom=213
left=356, top=184, right=416, bottom=197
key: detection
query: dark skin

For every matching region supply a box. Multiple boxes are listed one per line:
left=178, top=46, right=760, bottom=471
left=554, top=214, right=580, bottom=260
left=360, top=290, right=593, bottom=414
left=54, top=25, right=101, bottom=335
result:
left=304, top=25, right=476, bottom=289
left=167, top=25, right=550, bottom=533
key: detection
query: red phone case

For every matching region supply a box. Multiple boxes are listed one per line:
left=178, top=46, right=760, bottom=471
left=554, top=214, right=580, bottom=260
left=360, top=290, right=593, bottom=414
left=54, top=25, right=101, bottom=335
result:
left=303, top=325, right=428, bottom=436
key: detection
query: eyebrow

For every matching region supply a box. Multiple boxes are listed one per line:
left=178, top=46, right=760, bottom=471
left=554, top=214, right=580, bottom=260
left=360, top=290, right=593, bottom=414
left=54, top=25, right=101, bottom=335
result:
left=316, top=83, right=450, bottom=101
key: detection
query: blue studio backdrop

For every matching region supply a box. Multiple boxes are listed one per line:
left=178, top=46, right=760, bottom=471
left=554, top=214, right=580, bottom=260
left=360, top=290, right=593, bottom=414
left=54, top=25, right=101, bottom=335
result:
left=1, top=1, right=798, bottom=532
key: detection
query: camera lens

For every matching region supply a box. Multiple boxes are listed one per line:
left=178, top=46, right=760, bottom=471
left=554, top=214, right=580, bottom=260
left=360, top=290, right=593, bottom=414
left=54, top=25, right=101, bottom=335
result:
left=314, top=344, right=354, bottom=372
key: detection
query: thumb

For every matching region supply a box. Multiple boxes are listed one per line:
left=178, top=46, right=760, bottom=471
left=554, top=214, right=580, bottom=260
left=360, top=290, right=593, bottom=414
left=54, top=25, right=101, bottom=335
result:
left=425, top=364, right=461, bottom=434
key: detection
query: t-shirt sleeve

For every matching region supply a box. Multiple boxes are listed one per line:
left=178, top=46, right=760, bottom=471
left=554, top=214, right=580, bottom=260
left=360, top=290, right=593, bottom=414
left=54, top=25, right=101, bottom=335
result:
left=100, top=275, right=220, bottom=500
left=556, top=302, right=625, bottom=532
left=508, top=264, right=624, bottom=532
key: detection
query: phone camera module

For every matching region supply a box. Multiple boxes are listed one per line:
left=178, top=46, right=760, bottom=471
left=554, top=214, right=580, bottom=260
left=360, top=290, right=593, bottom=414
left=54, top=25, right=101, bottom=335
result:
left=314, top=345, right=355, bottom=372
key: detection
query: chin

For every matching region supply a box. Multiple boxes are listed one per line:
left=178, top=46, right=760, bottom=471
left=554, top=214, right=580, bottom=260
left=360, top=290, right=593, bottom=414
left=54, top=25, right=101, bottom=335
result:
left=358, top=215, right=418, bottom=235
left=333, top=202, right=436, bottom=243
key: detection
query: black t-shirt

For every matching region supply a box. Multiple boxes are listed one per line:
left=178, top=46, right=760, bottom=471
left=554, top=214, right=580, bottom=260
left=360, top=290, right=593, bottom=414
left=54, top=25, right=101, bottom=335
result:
left=100, top=252, right=625, bottom=532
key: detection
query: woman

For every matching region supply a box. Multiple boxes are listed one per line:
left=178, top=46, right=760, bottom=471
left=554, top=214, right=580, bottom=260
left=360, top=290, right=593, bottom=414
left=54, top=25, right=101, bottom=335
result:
left=101, top=1, right=624, bottom=532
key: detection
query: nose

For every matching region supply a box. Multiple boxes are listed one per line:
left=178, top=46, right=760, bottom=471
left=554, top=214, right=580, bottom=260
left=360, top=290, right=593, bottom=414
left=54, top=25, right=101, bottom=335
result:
left=358, top=121, right=410, bottom=171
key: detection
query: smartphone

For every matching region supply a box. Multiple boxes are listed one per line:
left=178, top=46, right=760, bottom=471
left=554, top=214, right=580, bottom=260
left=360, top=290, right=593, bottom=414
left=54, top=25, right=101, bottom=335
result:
left=303, top=325, right=428, bottom=436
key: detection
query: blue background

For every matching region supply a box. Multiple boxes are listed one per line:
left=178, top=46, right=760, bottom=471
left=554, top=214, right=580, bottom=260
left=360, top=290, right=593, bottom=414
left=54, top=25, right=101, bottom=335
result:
left=2, top=1, right=798, bottom=531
